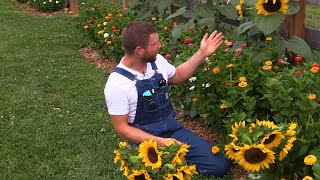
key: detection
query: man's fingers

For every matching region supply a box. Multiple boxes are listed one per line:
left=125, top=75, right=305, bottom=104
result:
left=201, top=32, right=209, bottom=43
left=208, top=30, right=218, bottom=40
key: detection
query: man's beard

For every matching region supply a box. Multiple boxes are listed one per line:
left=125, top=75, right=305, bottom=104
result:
left=142, top=52, right=157, bottom=62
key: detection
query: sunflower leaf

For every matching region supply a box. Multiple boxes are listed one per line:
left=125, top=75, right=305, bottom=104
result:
left=237, top=21, right=255, bottom=34
left=129, top=155, right=141, bottom=163
left=282, top=36, right=313, bottom=60
left=286, top=0, right=300, bottom=15
left=165, top=6, right=186, bottom=20
left=218, top=5, right=238, bottom=20
left=254, top=12, right=285, bottom=35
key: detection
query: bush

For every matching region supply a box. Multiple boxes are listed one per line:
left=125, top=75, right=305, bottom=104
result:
left=29, top=0, right=65, bottom=13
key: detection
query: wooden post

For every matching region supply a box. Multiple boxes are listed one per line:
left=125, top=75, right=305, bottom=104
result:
left=285, top=0, right=306, bottom=64
left=123, top=0, right=129, bottom=9
left=69, top=0, right=79, bottom=15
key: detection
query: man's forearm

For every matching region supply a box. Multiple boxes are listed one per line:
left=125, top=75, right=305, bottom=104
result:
left=170, top=50, right=206, bottom=85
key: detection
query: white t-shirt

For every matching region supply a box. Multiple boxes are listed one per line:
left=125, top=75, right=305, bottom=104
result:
left=104, top=54, right=176, bottom=123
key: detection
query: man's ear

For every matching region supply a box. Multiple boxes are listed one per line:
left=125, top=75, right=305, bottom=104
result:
left=135, top=46, right=144, bottom=56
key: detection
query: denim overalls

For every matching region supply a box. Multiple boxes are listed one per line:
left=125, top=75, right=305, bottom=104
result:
left=112, top=61, right=229, bottom=176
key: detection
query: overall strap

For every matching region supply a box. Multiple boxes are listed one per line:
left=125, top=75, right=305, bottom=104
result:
left=112, top=67, right=136, bottom=81
left=150, top=61, right=158, bottom=70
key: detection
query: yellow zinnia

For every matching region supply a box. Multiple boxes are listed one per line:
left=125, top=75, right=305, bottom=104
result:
left=308, top=94, right=317, bottom=100
left=239, top=76, right=247, bottom=82
left=265, top=61, right=273, bottom=65
left=263, top=65, right=272, bottom=71
left=113, top=150, right=121, bottom=163
left=256, top=0, right=288, bottom=16
left=302, top=176, right=314, bottom=180
left=138, top=139, right=163, bottom=170
left=213, top=67, right=221, bottom=74
left=304, top=155, right=317, bottom=165
left=118, top=141, right=127, bottom=148
left=235, top=144, right=275, bottom=172
left=227, top=64, right=234, bottom=68
left=238, top=81, right=248, bottom=88
left=220, top=103, right=229, bottom=109
left=311, top=67, right=319, bottom=73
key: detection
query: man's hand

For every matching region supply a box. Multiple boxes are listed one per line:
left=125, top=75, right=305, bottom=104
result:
left=199, top=31, right=224, bottom=58
left=158, top=138, right=182, bottom=146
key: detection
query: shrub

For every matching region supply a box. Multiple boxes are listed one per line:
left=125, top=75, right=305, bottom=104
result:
left=29, top=0, right=65, bottom=13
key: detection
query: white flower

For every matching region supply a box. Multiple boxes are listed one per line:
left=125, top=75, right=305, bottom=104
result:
left=103, top=22, right=107, bottom=26
left=202, top=84, right=205, bottom=87
left=189, top=77, right=197, bottom=82
left=205, top=83, right=211, bottom=88
left=43, top=1, right=46, bottom=4
left=49, top=0, right=52, bottom=2
left=189, top=86, right=195, bottom=91
left=176, top=55, right=180, bottom=58
left=34, top=0, right=36, bottom=2
left=82, top=2, right=85, bottom=5
left=103, top=33, right=109, bottom=38
left=56, top=0, right=59, bottom=3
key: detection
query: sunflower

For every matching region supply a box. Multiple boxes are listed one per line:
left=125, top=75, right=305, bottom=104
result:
left=128, top=170, right=152, bottom=180
left=302, top=176, right=314, bottom=180
left=212, top=146, right=220, bottom=154
left=174, top=165, right=198, bottom=180
left=236, top=0, right=244, bottom=18
left=118, top=141, right=127, bottom=148
left=256, top=0, right=288, bottom=16
left=114, top=149, right=121, bottom=163
left=260, top=130, right=285, bottom=149
left=172, top=144, right=190, bottom=166
left=120, top=160, right=130, bottom=177
left=138, top=139, right=163, bottom=170
left=225, top=142, right=240, bottom=160
left=279, top=137, right=296, bottom=160
left=235, top=144, right=275, bottom=172
left=229, top=121, right=246, bottom=142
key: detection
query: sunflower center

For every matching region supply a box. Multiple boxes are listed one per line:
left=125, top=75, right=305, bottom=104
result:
left=263, top=134, right=276, bottom=145
left=262, top=0, right=281, bottom=12
left=173, top=177, right=179, bottom=180
left=147, top=147, right=158, bottom=163
left=244, top=148, right=267, bottom=164
left=134, top=174, right=146, bottom=180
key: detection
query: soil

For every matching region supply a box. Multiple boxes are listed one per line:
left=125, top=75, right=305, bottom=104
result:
left=15, top=1, right=247, bottom=179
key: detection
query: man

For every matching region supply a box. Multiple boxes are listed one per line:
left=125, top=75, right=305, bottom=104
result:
left=104, top=21, right=229, bottom=176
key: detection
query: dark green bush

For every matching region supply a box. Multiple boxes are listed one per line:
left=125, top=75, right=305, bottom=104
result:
left=29, top=0, right=65, bottom=13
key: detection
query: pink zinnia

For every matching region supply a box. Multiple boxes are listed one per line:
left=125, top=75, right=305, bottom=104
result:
left=277, top=58, right=285, bottom=64
left=164, top=54, right=173, bottom=59
left=225, top=41, right=233, bottom=47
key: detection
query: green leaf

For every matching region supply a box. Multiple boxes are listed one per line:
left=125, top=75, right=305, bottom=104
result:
left=298, top=145, right=309, bottom=156
left=254, top=12, right=285, bottom=35
left=129, top=155, right=141, bottom=163
left=218, top=5, right=238, bottom=20
left=157, top=0, right=173, bottom=13
left=237, top=21, right=255, bottom=34
left=282, top=36, right=313, bottom=59
left=286, top=0, right=300, bottom=15
left=166, top=7, right=186, bottom=20
left=193, top=4, right=216, bottom=18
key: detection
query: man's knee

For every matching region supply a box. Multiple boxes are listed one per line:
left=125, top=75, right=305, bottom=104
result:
left=196, top=154, right=230, bottom=177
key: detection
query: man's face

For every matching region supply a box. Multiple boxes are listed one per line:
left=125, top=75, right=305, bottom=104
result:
left=142, top=33, right=161, bottom=62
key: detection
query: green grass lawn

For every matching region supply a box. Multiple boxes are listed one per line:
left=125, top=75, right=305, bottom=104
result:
left=306, top=4, right=320, bottom=30
left=0, top=0, right=123, bottom=179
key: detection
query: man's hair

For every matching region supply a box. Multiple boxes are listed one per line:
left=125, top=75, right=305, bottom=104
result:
left=121, top=21, right=157, bottom=55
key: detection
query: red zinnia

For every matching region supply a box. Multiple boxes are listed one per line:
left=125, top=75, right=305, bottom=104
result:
left=295, top=71, right=302, bottom=76
left=110, top=2, right=115, bottom=6
left=312, top=63, right=320, bottom=68
left=295, top=56, right=303, bottom=61
left=225, top=82, right=230, bottom=87
left=241, top=43, right=247, bottom=47
left=111, top=25, right=117, bottom=30
left=273, top=66, right=279, bottom=70
left=88, top=18, right=95, bottom=24
left=184, top=38, right=191, bottom=44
